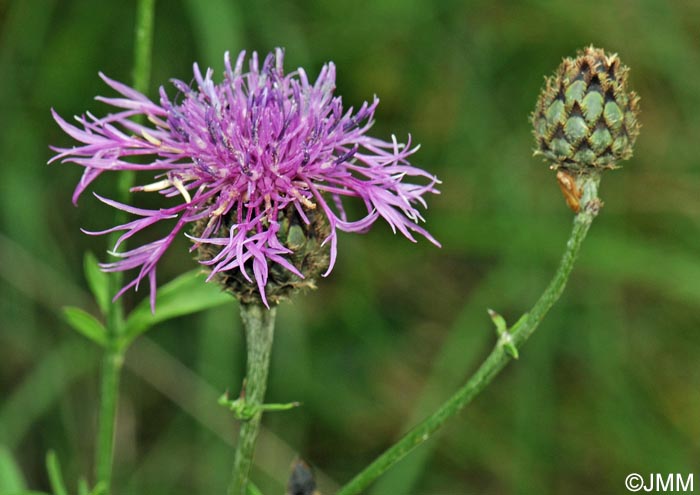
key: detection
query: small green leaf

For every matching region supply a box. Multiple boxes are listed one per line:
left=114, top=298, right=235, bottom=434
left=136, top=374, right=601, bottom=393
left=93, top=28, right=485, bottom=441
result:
left=89, top=481, right=107, bottom=495
left=504, top=342, right=520, bottom=359
left=77, top=477, right=89, bottom=495
left=120, top=270, right=232, bottom=349
left=0, top=445, right=26, bottom=493
left=62, top=307, right=108, bottom=347
left=45, top=451, right=68, bottom=495
left=246, top=482, right=264, bottom=495
left=487, top=308, right=507, bottom=336
left=84, top=252, right=111, bottom=315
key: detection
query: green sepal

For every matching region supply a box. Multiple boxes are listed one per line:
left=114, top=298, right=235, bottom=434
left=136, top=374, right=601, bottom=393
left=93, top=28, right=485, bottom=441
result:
left=581, top=91, right=604, bottom=123
left=612, top=135, right=629, bottom=155
left=545, top=99, right=566, bottom=125
left=564, top=116, right=588, bottom=143
left=564, top=79, right=586, bottom=106
left=603, top=101, right=624, bottom=131
left=286, top=224, right=306, bottom=250
left=590, top=127, right=613, bottom=153
left=550, top=137, right=572, bottom=158
left=574, top=147, right=596, bottom=165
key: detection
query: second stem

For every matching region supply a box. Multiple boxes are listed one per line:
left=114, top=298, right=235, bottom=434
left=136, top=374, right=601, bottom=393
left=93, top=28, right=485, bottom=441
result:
left=228, top=303, right=277, bottom=495
left=94, top=0, right=155, bottom=489
left=336, top=173, right=601, bottom=495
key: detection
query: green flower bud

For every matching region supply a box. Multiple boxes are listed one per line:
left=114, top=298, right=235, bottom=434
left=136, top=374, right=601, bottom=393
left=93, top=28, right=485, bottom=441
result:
left=532, top=46, right=640, bottom=171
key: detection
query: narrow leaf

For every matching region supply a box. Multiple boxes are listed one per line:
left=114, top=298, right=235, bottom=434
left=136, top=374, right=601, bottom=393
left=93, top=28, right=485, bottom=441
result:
left=487, top=308, right=507, bottom=335
left=83, top=252, right=110, bottom=314
left=62, top=307, right=108, bottom=347
left=45, top=451, right=68, bottom=495
left=246, top=482, right=264, bottom=495
left=0, top=445, right=26, bottom=493
left=77, top=477, right=89, bottom=495
left=121, top=270, right=232, bottom=348
left=89, top=481, right=107, bottom=495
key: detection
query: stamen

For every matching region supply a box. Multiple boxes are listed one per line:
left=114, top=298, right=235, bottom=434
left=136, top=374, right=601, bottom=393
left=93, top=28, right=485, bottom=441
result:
left=292, top=189, right=316, bottom=209
left=147, top=114, right=170, bottom=129
left=212, top=189, right=237, bottom=216
left=172, top=177, right=192, bottom=203
left=141, top=129, right=162, bottom=146
left=161, top=144, right=185, bottom=153
left=264, top=194, right=274, bottom=221
left=134, top=178, right=172, bottom=192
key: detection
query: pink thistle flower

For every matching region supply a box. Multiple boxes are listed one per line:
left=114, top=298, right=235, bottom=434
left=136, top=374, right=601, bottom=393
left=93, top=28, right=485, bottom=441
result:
left=50, top=49, right=440, bottom=309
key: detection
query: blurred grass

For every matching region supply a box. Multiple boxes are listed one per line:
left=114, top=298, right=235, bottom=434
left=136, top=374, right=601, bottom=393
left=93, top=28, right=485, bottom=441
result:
left=2, top=0, right=700, bottom=494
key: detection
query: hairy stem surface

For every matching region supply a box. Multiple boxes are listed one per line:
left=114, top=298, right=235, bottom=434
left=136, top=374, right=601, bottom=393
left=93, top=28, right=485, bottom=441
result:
left=94, top=0, right=155, bottom=490
left=228, top=303, right=278, bottom=495
left=336, top=174, right=601, bottom=495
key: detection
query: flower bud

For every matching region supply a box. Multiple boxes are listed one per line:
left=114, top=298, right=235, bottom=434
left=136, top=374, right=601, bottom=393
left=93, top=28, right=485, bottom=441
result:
left=532, top=46, right=640, bottom=171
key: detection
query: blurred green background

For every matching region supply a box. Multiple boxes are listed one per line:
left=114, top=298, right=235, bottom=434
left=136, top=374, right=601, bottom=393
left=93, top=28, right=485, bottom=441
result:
left=2, top=0, right=700, bottom=494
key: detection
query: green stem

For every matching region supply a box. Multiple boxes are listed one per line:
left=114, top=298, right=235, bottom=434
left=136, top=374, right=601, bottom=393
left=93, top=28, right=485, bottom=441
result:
left=336, top=174, right=601, bottom=495
left=94, top=348, right=123, bottom=487
left=94, top=0, right=156, bottom=490
left=131, top=0, right=155, bottom=97
left=228, top=303, right=278, bottom=495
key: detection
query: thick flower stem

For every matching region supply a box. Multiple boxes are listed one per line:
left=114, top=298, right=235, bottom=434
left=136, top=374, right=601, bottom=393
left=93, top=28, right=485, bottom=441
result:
left=228, top=303, right=278, bottom=495
left=93, top=0, right=155, bottom=491
left=336, top=174, right=601, bottom=495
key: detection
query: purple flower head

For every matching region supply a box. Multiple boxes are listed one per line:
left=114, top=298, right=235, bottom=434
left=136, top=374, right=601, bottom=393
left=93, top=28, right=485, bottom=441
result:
left=51, top=49, right=440, bottom=310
